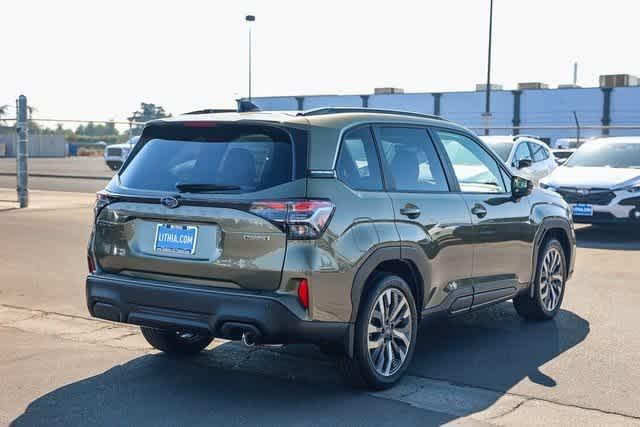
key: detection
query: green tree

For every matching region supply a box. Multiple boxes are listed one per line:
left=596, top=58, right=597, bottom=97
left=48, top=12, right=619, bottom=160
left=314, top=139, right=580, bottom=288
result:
left=126, top=102, right=171, bottom=137
left=128, top=102, right=170, bottom=123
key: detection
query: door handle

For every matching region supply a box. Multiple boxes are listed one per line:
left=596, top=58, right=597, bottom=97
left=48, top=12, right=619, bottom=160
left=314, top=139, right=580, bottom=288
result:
left=471, top=204, right=487, bottom=218
left=400, top=204, right=421, bottom=219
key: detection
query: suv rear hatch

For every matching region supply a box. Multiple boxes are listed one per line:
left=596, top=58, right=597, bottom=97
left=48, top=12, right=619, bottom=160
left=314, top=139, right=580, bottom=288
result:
left=93, top=121, right=308, bottom=291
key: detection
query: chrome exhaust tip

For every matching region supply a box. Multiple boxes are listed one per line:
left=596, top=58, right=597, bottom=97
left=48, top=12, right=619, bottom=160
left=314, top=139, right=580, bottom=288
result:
left=241, top=332, right=256, bottom=348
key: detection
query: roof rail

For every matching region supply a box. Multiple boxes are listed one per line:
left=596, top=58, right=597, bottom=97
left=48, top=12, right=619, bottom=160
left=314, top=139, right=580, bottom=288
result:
left=184, top=109, right=237, bottom=115
left=297, top=107, right=447, bottom=121
left=513, top=134, right=541, bottom=141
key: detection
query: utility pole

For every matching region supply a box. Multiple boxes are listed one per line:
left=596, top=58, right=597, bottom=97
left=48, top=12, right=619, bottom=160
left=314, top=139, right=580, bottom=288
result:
left=483, top=0, right=494, bottom=136
left=573, top=111, right=581, bottom=148
left=246, top=15, right=256, bottom=101
left=16, top=95, right=29, bottom=208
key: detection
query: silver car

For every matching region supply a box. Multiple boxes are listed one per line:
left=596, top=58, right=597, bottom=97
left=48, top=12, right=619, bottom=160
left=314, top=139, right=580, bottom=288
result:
left=104, top=136, right=140, bottom=171
left=540, top=137, right=640, bottom=224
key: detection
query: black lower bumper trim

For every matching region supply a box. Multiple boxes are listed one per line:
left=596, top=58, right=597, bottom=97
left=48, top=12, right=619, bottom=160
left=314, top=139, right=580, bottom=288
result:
left=86, top=274, right=350, bottom=349
left=573, top=211, right=640, bottom=225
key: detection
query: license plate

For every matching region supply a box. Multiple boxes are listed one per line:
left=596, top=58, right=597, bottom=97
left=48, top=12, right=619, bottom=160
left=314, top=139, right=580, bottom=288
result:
left=154, top=224, right=198, bottom=254
left=572, top=204, right=593, bottom=217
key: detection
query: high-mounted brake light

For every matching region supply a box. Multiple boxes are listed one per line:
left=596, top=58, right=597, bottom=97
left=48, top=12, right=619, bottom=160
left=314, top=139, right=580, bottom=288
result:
left=249, top=200, right=335, bottom=240
left=182, top=121, right=218, bottom=128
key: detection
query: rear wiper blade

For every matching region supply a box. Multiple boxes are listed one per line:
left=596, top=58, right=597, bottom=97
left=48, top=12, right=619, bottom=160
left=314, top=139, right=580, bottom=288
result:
left=175, top=183, right=241, bottom=193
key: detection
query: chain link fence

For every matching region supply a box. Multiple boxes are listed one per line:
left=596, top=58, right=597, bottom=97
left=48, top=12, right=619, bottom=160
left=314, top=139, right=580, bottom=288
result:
left=0, top=116, right=146, bottom=158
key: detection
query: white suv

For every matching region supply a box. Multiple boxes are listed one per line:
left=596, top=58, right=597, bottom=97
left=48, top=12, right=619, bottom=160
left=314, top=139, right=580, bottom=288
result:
left=540, top=137, right=640, bottom=225
left=104, top=136, right=139, bottom=171
left=481, top=135, right=557, bottom=184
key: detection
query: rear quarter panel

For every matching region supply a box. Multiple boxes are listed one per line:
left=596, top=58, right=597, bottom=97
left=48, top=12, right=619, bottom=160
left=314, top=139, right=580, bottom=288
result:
left=281, top=178, right=399, bottom=322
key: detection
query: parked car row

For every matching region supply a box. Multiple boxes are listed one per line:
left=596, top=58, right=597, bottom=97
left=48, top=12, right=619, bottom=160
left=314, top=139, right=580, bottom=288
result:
left=482, top=135, right=640, bottom=226
left=540, top=137, right=640, bottom=225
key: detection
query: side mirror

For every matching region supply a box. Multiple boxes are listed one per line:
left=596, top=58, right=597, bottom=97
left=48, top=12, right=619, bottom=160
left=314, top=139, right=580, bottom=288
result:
left=517, top=159, right=532, bottom=169
left=512, top=175, right=533, bottom=198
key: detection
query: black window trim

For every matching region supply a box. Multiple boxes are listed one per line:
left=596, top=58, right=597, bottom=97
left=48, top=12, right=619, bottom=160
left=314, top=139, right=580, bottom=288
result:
left=371, top=123, right=454, bottom=194
left=334, top=124, right=386, bottom=193
left=429, top=126, right=513, bottom=196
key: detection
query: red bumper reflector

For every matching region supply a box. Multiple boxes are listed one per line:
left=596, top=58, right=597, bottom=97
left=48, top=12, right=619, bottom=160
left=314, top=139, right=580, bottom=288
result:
left=297, top=279, right=309, bottom=309
left=87, top=255, right=96, bottom=273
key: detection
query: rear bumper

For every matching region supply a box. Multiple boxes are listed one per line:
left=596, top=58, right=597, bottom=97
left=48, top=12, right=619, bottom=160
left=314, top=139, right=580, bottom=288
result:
left=86, top=273, right=350, bottom=350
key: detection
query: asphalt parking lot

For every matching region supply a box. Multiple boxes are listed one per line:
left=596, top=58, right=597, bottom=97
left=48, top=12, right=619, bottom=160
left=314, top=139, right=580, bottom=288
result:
left=1, top=183, right=639, bottom=426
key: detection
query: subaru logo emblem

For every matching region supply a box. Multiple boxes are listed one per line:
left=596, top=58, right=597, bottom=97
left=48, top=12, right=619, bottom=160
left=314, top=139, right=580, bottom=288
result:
left=161, top=196, right=179, bottom=209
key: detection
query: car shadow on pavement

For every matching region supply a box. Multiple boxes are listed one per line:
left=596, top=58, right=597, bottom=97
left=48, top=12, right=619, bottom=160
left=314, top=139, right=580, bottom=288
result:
left=410, top=304, right=589, bottom=392
left=575, top=225, right=640, bottom=250
left=11, top=304, right=589, bottom=427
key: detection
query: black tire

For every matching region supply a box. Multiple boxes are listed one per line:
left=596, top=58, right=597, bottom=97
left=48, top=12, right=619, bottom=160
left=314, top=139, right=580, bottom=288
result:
left=339, top=273, right=418, bottom=390
left=141, top=327, right=213, bottom=356
left=514, top=238, right=566, bottom=321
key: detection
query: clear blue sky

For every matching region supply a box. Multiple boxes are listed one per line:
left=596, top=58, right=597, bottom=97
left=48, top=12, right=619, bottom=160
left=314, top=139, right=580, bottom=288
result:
left=2, top=0, right=638, bottom=123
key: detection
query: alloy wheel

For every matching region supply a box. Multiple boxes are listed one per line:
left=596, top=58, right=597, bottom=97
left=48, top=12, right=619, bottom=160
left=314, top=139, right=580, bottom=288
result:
left=367, top=288, right=412, bottom=377
left=539, top=247, right=564, bottom=311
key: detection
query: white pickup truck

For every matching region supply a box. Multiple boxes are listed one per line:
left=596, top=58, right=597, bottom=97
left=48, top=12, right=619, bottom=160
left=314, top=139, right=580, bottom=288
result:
left=104, top=136, right=139, bottom=171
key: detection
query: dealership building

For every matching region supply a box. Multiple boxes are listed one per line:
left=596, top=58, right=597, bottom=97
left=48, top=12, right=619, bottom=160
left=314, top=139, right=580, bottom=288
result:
left=244, top=74, right=640, bottom=145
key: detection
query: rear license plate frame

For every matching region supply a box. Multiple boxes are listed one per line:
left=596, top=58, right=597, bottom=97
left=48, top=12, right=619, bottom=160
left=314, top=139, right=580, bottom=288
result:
left=154, top=224, right=199, bottom=255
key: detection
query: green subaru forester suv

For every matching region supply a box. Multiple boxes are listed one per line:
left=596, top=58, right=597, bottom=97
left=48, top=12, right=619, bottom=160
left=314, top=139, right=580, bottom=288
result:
left=87, top=107, right=575, bottom=389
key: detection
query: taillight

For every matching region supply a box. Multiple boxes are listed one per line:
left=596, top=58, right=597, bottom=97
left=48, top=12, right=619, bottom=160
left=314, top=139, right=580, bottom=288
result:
left=249, top=200, right=335, bottom=240
left=94, top=192, right=112, bottom=218
left=87, top=254, right=96, bottom=273
left=297, top=279, right=309, bottom=309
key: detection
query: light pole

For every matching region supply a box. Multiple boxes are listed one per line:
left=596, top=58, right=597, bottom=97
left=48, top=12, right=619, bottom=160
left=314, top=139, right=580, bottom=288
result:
left=246, top=15, right=255, bottom=101
left=483, top=0, right=494, bottom=136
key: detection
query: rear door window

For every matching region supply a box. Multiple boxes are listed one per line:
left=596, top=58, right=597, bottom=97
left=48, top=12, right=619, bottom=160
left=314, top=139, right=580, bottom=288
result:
left=377, top=127, right=449, bottom=192
left=529, top=142, right=549, bottom=162
left=336, top=127, right=383, bottom=191
left=119, top=124, right=294, bottom=193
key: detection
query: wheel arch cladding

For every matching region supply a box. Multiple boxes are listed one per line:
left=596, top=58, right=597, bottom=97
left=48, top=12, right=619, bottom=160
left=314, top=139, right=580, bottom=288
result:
left=545, top=228, right=572, bottom=269
left=349, top=246, right=425, bottom=323
left=350, top=247, right=400, bottom=323
left=374, top=259, right=424, bottom=315
left=530, top=221, right=573, bottom=298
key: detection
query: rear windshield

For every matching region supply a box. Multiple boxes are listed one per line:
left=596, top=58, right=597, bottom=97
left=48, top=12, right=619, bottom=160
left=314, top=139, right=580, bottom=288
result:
left=119, top=124, right=294, bottom=193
